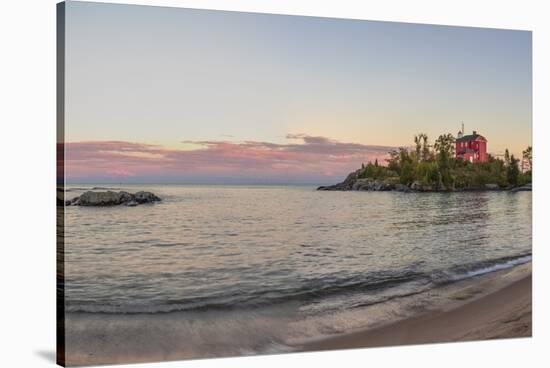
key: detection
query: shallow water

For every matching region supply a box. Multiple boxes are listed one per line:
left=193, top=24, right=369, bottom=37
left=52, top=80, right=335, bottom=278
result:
left=63, top=185, right=531, bottom=357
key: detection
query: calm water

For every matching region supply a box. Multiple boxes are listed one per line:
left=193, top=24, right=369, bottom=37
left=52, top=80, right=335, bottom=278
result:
left=64, top=185, right=531, bottom=318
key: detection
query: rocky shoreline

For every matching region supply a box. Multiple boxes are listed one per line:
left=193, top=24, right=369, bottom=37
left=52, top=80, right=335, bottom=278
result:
left=317, top=171, right=532, bottom=193
left=65, top=191, right=161, bottom=206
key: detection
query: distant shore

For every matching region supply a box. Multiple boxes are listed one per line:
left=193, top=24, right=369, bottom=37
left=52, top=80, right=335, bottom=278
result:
left=299, top=263, right=532, bottom=352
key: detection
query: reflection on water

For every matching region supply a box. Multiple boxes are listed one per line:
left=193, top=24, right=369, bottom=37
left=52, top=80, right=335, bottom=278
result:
left=63, top=185, right=531, bottom=314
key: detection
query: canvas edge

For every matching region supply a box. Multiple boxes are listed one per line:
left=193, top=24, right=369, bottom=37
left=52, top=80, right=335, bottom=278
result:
left=56, top=1, right=67, bottom=367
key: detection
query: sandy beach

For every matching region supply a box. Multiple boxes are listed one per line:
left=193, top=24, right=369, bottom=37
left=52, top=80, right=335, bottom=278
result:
left=301, top=264, right=532, bottom=352
left=63, top=262, right=532, bottom=366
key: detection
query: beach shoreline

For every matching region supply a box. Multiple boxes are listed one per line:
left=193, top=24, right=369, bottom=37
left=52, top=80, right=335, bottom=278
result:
left=299, top=264, right=532, bottom=352
left=63, top=262, right=532, bottom=366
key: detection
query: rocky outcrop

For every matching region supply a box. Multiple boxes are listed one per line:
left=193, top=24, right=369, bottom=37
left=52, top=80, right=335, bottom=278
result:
left=352, top=179, right=394, bottom=191
left=317, top=173, right=532, bottom=193
left=409, top=181, right=423, bottom=191
left=66, top=191, right=161, bottom=206
left=409, top=181, right=446, bottom=192
left=317, top=171, right=359, bottom=191
left=394, top=184, right=411, bottom=192
left=485, top=183, right=500, bottom=191
left=318, top=174, right=401, bottom=192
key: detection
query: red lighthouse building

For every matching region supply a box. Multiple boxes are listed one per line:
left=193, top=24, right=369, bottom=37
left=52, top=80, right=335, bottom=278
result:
left=455, top=128, right=488, bottom=163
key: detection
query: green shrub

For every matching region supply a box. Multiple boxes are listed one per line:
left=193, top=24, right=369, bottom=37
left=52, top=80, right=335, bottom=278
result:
left=399, top=160, right=415, bottom=185
left=415, top=161, right=442, bottom=187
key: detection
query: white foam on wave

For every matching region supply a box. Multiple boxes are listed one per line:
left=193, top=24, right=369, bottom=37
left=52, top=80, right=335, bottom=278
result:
left=451, top=255, right=532, bottom=281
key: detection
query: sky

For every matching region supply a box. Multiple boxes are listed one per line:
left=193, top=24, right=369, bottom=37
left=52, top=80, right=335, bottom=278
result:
left=63, top=1, right=532, bottom=184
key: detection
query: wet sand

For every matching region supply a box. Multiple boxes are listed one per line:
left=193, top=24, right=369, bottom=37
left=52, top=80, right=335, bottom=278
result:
left=301, top=270, right=532, bottom=352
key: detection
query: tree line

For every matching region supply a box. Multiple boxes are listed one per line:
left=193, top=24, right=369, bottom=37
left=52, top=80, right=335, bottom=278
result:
left=358, top=133, right=532, bottom=190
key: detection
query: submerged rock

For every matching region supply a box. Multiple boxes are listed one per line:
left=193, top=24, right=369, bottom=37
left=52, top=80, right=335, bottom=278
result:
left=67, top=191, right=161, bottom=206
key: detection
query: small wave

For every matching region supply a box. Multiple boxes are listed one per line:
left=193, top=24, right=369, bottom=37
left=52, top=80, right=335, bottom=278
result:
left=151, top=242, right=189, bottom=248
left=432, top=253, right=532, bottom=284
left=65, top=271, right=426, bottom=314
left=65, top=253, right=531, bottom=315
left=121, top=239, right=154, bottom=244
left=449, top=255, right=531, bottom=281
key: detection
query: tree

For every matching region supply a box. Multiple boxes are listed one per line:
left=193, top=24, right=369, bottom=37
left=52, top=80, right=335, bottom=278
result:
left=414, top=134, right=422, bottom=159
left=432, top=134, right=455, bottom=189
left=421, top=134, right=431, bottom=162
left=415, top=161, right=441, bottom=187
left=437, top=150, right=453, bottom=188
left=522, top=146, right=532, bottom=172
left=434, top=133, right=456, bottom=157
left=400, top=160, right=415, bottom=185
left=507, top=154, right=520, bottom=186
left=504, top=149, right=510, bottom=166
left=399, top=147, right=412, bottom=165
left=413, top=133, right=431, bottom=162
left=386, top=149, right=401, bottom=174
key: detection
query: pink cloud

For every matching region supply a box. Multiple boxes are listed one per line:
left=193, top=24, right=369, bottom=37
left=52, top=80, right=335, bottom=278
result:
left=105, top=168, right=136, bottom=177
left=65, top=135, right=395, bottom=183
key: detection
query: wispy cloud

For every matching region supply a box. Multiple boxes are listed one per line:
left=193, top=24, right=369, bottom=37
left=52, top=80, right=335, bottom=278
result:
left=65, top=135, right=395, bottom=183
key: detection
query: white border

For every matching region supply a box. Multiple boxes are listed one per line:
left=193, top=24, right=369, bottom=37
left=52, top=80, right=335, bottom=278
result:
left=0, top=1, right=548, bottom=367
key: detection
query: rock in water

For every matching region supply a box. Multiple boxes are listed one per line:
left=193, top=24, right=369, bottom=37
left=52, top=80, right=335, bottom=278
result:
left=67, top=191, right=161, bottom=206
left=318, top=172, right=398, bottom=192
left=317, top=171, right=359, bottom=191
left=485, top=183, right=500, bottom=191
left=394, top=184, right=411, bottom=192
left=134, top=191, right=161, bottom=203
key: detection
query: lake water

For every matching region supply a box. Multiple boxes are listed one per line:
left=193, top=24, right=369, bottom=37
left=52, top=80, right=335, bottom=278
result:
left=63, top=185, right=531, bottom=357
